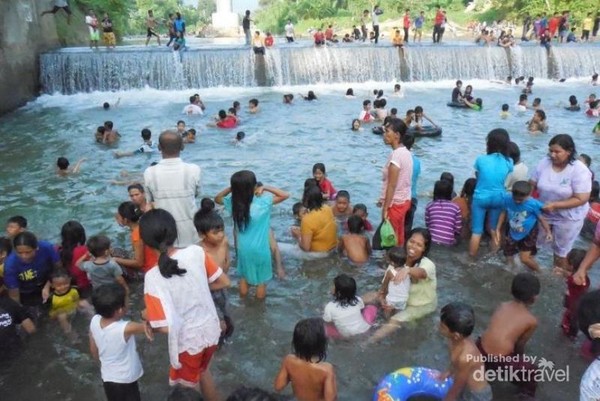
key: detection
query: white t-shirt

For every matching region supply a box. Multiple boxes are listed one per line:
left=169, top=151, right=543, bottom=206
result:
left=182, top=104, right=204, bottom=115
left=581, top=359, right=600, bottom=400
left=135, top=140, right=157, bottom=154
left=285, top=23, right=294, bottom=37
left=372, top=10, right=380, bottom=25
left=85, top=15, right=98, bottom=34
left=89, top=315, right=143, bottom=384
left=505, top=161, right=529, bottom=190
left=323, top=297, right=371, bottom=337
left=384, top=265, right=410, bottom=310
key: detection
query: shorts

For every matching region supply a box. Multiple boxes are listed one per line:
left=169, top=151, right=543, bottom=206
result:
left=503, top=224, right=539, bottom=256
left=286, top=36, right=294, bottom=43
left=51, top=5, right=72, bottom=14
left=391, top=300, right=437, bottom=323
left=90, top=30, right=100, bottom=41
left=147, top=28, right=159, bottom=38
left=253, top=46, right=265, bottom=55
left=471, top=193, right=504, bottom=235
left=103, top=381, right=141, bottom=401
left=559, top=29, right=568, bottom=38
left=169, top=346, right=217, bottom=386
left=414, top=28, right=423, bottom=35
left=211, top=289, right=229, bottom=320
left=103, top=32, right=116, bottom=46
left=540, top=219, right=585, bottom=258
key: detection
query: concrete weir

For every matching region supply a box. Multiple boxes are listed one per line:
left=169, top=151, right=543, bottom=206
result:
left=39, top=43, right=600, bottom=94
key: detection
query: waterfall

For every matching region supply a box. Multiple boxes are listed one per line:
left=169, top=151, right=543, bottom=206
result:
left=40, top=45, right=600, bottom=94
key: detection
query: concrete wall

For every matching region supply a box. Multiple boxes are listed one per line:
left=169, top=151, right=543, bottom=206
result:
left=0, top=0, right=61, bottom=115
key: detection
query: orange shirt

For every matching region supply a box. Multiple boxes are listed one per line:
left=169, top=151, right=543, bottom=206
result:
left=132, top=226, right=159, bottom=272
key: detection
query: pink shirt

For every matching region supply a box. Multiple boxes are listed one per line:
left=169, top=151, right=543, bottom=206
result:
left=379, top=146, right=413, bottom=204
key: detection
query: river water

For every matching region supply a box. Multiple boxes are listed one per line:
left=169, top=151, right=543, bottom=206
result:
left=0, top=79, right=599, bottom=400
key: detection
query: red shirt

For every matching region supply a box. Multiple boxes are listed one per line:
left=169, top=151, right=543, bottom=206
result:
left=403, top=15, right=411, bottom=28
left=314, top=32, right=325, bottom=42
left=435, top=10, right=444, bottom=25
left=319, top=178, right=337, bottom=200
left=65, top=244, right=92, bottom=291
left=217, top=116, right=238, bottom=129
left=264, top=36, right=274, bottom=47
left=548, top=17, right=560, bottom=33
left=588, top=202, right=600, bottom=224
left=325, top=28, right=333, bottom=40
left=564, top=275, right=589, bottom=311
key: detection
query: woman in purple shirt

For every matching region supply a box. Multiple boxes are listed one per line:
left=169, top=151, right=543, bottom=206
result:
left=530, top=134, right=591, bottom=271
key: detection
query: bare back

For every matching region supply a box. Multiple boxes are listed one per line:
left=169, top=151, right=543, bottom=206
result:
left=451, top=339, right=488, bottom=394
left=340, top=234, right=369, bottom=264
left=274, top=354, right=337, bottom=401
left=481, top=301, right=537, bottom=356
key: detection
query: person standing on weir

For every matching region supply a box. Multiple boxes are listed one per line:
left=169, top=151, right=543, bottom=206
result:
left=242, top=10, right=252, bottom=46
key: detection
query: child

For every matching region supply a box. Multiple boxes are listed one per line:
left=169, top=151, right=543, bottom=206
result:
left=5, top=215, right=27, bottom=239
left=452, top=178, right=476, bottom=240
left=194, top=198, right=234, bottom=341
left=176, top=120, right=187, bottom=137
left=89, top=283, right=151, bottom=401
left=351, top=119, right=362, bottom=131
left=425, top=180, right=462, bottom=246
left=113, top=202, right=158, bottom=274
left=359, top=99, right=374, bottom=122
left=504, top=141, right=528, bottom=191
left=332, top=190, right=352, bottom=217
left=214, top=110, right=239, bottom=129
left=283, top=93, right=294, bottom=104
left=184, top=128, right=196, bottom=144
left=531, top=97, right=542, bottom=110
left=292, top=202, right=307, bottom=226
left=264, top=32, right=274, bottom=47
left=274, top=317, right=337, bottom=401
left=115, top=129, right=157, bottom=158
left=248, top=98, right=260, bottom=114
left=414, top=105, right=439, bottom=128
left=313, top=28, right=325, bottom=46
left=477, top=273, right=540, bottom=397
left=376, top=246, right=410, bottom=318
left=48, top=270, right=80, bottom=342
left=527, top=109, right=548, bottom=133
left=322, top=274, right=376, bottom=338
left=76, top=235, right=129, bottom=295
left=558, top=248, right=589, bottom=339
left=312, top=163, right=337, bottom=200
left=56, top=157, right=86, bottom=175
left=440, top=171, right=457, bottom=198
left=352, top=203, right=373, bottom=231
left=566, top=95, right=581, bottom=111
left=496, top=181, right=552, bottom=271
left=516, top=94, right=528, bottom=112
left=338, top=216, right=371, bottom=264
left=438, top=302, right=492, bottom=401
left=233, top=131, right=245, bottom=144
left=500, top=103, right=510, bottom=118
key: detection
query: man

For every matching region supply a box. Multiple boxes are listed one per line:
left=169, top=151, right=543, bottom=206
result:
left=433, top=5, right=444, bottom=43
left=144, top=131, right=200, bottom=248
left=242, top=10, right=252, bottom=46
left=40, top=0, right=72, bottom=24
left=402, top=9, right=411, bottom=43
left=145, top=9, right=161, bottom=46
left=284, top=19, right=295, bottom=43
left=360, top=9, right=369, bottom=42
left=372, top=5, right=382, bottom=44
left=166, top=13, right=177, bottom=47
left=85, top=9, right=99, bottom=49
left=182, top=95, right=203, bottom=115
left=413, top=11, right=424, bottom=43
left=101, top=12, right=116, bottom=49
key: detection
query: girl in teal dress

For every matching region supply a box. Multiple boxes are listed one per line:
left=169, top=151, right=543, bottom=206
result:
left=215, top=170, right=289, bottom=299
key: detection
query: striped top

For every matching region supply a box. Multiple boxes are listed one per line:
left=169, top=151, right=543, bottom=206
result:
left=425, top=200, right=462, bottom=246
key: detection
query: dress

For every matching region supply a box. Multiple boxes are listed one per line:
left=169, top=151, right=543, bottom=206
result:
left=224, top=193, right=273, bottom=285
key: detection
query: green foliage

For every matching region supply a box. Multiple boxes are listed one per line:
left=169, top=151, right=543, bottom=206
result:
left=74, top=0, right=132, bottom=37
left=491, top=0, right=595, bottom=23
left=127, top=0, right=202, bottom=34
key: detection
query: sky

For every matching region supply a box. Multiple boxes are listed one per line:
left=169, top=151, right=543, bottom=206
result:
left=182, top=0, right=259, bottom=13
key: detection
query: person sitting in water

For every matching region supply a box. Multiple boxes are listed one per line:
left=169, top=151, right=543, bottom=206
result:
left=451, top=80, right=464, bottom=104
left=463, top=85, right=474, bottom=103
left=211, top=110, right=239, bottom=129
left=183, top=128, right=196, bottom=144
left=100, top=121, right=120, bottom=144
left=359, top=100, right=374, bottom=123
left=252, top=31, right=265, bottom=55
left=373, top=99, right=388, bottom=121
left=345, top=88, right=355, bottom=98
left=592, top=73, right=599, bottom=86
left=414, top=105, right=439, bottom=128
left=516, top=94, right=528, bottom=112
left=351, top=119, right=362, bottom=131
left=56, top=157, right=86, bottom=176
left=527, top=109, right=548, bottom=133
left=595, top=120, right=600, bottom=135
left=182, top=95, right=203, bottom=115
left=585, top=93, right=597, bottom=105
left=301, top=91, right=317, bottom=101
left=232, top=131, right=245, bottom=144
left=248, top=98, right=260, bottom=114
left=500, top=104, right=510, bottom=119
left=531, top=97, right=542, bottom=110
left=393, top=83, right=403, bottom=97
left=115, top=129, right=157, bottom=158
left=283, top=93, right=294, bottom=104
left=313, top=28, right=325, bottom=46
left=338, top=216, right=371, bottom=264
left=173, top=31, right=186, bottom=51
left=566, top=27, right=578, bottom=43
left=587, top=100, right=600, bottom=117
left=102, top=98, right=120, bottom=110
left=404, top=109, right=415, bottom=127
left=464, top=97, right=483, bottom=111
left=566, top=95, right=581, bottom=111
left=192, top=93, right=206, bottom=111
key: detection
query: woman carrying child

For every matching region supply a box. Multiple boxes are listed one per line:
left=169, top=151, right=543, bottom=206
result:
left=215, top=170, right=288, bottom=299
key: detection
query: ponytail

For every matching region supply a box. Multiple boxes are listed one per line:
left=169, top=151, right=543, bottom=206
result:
left=139, top=209, right=186, bottom=278
left=157, top=240, right=186, bottom=278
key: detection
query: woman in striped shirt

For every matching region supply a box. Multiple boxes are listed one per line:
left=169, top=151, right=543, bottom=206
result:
left=425, top=180, right=462, bottom=246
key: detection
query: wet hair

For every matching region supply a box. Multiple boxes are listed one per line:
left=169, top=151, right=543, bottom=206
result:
left=387, top=246, right=407, bottom=267
left=548, top=134, right=577, bottom=164
left=363, top=99, right=371, bottom=107
left=193, top=198, right=225, bottom=234
left=306, top=91, right=317, bottom=100
left=292, top=202, right=303, bottom=216
left=230, top=170, right=257, bottom=232
left=507, top=142, right=521, bottom=164
left=580, top=153, right=592, bottom=168
left=56, top=157, right=70, bottom=170
left=519, top=94, right=527, bottom=102
left=373, top=99, right=381, bottom=109
left=292, top=317, right=327, bottom=362
left=312, top=163, right=326, bottom=175
left=379, top=98, right=387, bottom=108
left=104, top=121, right=113, bottom=129
left=567, top=248, right=587, bottom=273
left=433, top=179, right=453, bottom=201
left=236, top=131, right=245, bottom=141
left=591, top=180, right=600, bottom=203
left=402, top=133, right=415, bottom=150
left=189, top=95, right=196, bottom=104
left=351, top=119, right=361, bottom=130
left=353, top=203, right=367, bottom=214
left=249, top=98, right=259, bottom=107
left=440, top=302, right=475, bottom=337
left=60, top=221, right=86, bottom=269
left=7, top=215, right=27, bottom=229
left=304, top=185, right=324, bottom=211
left=502, top=104, right=509, bottom=112
left=333, top=274, right=359, bottom=307
left=97, top=126, right=105, bottom=134
left=440, top=171, right=454, bottom=189
left=177, top=120, right=185, bottom=126
left=456, top=80, right=462, bottom=86
left=232, top=100, right=241, bottom=109
left=0, top=237, right=12, bottom=256
left=226, top=386, right=279, bottom=401
left=486, top=128, right=510, bottom=156
left=390, top=107, right=397, bottom=115
left=127, top=183, right=145, bottom=194
left=346, top=88, right=354, bottom=96
left=346, top=215, right=365, bottom=234
left=86, top=235, right=111, bottom=258
left=187, top=128, right=196, bottom=137
left=218, top=110, right=227, bottom=119
left=414, top=106, right=423, bottom=114
left=13, top=231, right=38, bottom=249
left=377, top=89, right=384, bottom=98
left=394, top=84, right=401, bottom=91
left=511, top=181, right=532, bottom=198
left=92, top=283, right=126, bottom=318
left=336, top=190, right=350, bottom=201
left=511, top=272, right=540, bottom=304
left=405, top=228, right=432, bottom=261
left=140, top=209, right=185, bottom=278
left=534, top=109, right=546, bottom=121
left=475, top=98, right=483, bottom=107
left=103, top=102, right=110, bottom=109
left=593, top=73, right=599, bottom=80
left=141, top=128, right=151, bottom=141
left=578, top=290, right=600, bottom=345
left=118, top=201, right=142, bottom=223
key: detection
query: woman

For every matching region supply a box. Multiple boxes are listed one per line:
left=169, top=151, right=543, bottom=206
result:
left=141, top=209, right=230, bottom=399
left=215, top=170, right=288, bottom=299
left=371, top=228, right=437, bottom=341
left=128, top=183, right=152, bottom=213
left=469, top=129, right=513, bottom=257
left=531, top=134, right=591, bottom=271
left=292, top=186, right=338, bottom=253
left=59, top=221, right=92, bottom=298
left=113, top=201, right=158, bottom=273
left=378, top=118, right=413, bottom=246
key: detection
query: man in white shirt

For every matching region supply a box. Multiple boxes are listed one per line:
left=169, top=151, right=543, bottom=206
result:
left=372, top=5, right=383, bottom=44
left=182, top=95, right=203, bottom=115
left=284, top=20, right=295, bottom=43
left=85, top=9, right=99, bottom=49
left=144, top=131, right=200, bottom=247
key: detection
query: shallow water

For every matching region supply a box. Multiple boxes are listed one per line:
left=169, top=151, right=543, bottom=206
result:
left=1, top=79, right=599, bottom=400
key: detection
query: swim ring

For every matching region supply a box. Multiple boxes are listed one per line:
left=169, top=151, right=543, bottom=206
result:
left=564, top=106, right=581, bottom=112
left=407, top=127, right=442, bottom=138
left=373, top=367, right=453, bottom=401
left=446, top=101, right=469, bottom=108
left=372, top=126, right=384, bottom=135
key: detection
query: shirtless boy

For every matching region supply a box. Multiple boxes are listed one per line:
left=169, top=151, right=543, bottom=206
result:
left=477, top=273, right=540, bottom=397
left=338, top=215, right=371, bottom=264
left=145, top=10, right=161, bottom=46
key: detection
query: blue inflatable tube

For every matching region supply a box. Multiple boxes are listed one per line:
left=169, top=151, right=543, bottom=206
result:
left=373, top=367, right=453, bottom=401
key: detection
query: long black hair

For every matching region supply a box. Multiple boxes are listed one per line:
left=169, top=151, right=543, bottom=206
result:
left=139, top=209, right=185, bottom=278
left=118, top=201, right=142, bottom=223
left=230, top=170, right=257, bottom=232
left=60, top=221, right=86, bottom=268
